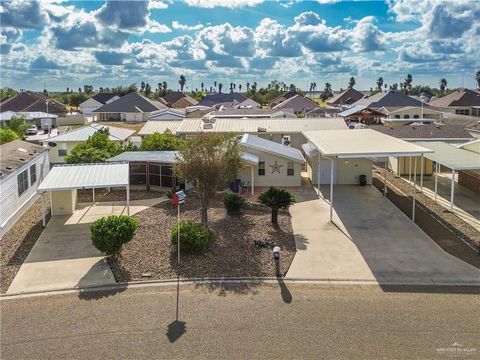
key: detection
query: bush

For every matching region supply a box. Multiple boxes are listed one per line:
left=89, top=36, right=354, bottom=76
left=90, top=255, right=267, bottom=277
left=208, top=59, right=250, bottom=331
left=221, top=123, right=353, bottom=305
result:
left=0, top=128, right=19, bottom=144
left=90, top=215, right=139, bottom=257
left=171, top=220, right=214, bottom=253
left=223, top=192, right=246, bottom=215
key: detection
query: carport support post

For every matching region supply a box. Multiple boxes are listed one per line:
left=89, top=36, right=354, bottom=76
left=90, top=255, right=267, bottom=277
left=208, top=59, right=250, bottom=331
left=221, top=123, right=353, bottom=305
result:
left=434, top=162, right=439, bottom=202
left=92, top=188, right=95, bottom=205
left=412, top=157, right=417, bottom=221
left=384, top=159, right=388, bottom=196
left=317, top=155, right=321, bottom=195
left=450, top=169, right=455, bottom=212
left=250, top=165, right=254, bottom=196
left=420, top=156, right=424, bottom=193
left=408, top=156, right=412, bottom=183
left=329, top=158, right=334, bottom=222
left=41, top=192, right=46, bottom=227
left=126, top=185, right=130, bottom=216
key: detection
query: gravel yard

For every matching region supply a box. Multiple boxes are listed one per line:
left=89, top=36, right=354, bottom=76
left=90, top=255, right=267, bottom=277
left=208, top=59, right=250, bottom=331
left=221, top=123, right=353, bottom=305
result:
left=1, top=198, right=51, bottom=293
left=77, top=189, right=164, bottom=203
left=109, top=194, right=296, bottom=282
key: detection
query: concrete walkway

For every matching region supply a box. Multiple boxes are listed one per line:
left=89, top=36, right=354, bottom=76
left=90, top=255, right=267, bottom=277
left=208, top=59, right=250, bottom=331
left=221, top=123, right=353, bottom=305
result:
left=7, top=198, right=165, bottom=294
left=287, top=184, right=480, bottom=285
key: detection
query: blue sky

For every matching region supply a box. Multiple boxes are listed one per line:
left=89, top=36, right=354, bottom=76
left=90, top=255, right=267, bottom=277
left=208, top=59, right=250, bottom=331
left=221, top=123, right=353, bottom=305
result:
left=1, top=0, right=479, bottom=92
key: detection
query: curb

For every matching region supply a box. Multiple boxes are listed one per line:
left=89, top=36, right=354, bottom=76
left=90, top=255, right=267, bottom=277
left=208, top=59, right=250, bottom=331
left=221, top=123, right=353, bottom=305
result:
left=2, top=277, right=479, bottom=300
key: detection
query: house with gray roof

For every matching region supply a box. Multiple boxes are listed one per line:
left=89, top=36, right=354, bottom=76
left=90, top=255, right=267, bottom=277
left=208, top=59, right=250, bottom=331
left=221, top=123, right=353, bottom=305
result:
left=79, top=93, right=120, bottom=117
left=273, top=94, right=320, bottom=114
left=327, top=88, right=364, bottom=106
left=93, top=92, right=166, bottom=122
left=429, top=89, right=480, bottom=117
left=160, top=92, right=199, bottom=108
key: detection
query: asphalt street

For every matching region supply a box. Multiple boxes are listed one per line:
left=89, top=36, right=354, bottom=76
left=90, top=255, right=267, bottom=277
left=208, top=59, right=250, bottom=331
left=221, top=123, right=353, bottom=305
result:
left=1, top=282, right=479, bottom=359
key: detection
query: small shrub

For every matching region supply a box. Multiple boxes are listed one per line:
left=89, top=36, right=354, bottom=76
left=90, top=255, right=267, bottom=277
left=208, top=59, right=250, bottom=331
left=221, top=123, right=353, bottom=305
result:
left=223, top=192, right=246, bottom=215
left=171, top=220, right=214, bottom=253
left=90, top=215, right=138, bottom=257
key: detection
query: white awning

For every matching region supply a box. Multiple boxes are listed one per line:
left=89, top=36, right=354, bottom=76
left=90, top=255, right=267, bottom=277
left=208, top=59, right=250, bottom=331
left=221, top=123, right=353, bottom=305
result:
left=411, top=141, right=480, bottom=171
left=303, top=129, right=434, bottom=159
left=37, top=162, right=129, bottom=192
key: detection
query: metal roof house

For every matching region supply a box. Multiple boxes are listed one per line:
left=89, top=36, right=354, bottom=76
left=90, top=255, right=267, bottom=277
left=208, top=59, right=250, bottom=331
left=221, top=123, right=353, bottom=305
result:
left=44, top=123, right=135, bottom=164
left=93, top=92, right=167, bottom=122
left=147, top=108, right=186, bottom=121
left=0, top=140, right=50, bottom=236
left=204, top=108, right=296, bottom=120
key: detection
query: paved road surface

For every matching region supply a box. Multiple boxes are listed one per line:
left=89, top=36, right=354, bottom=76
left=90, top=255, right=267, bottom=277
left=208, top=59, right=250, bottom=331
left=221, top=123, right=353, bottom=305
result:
left=2, top=283, right=479, bottom=359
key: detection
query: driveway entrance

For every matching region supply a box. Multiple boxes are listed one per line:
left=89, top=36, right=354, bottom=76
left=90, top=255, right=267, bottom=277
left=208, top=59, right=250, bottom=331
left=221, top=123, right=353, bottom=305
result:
left=287, top=184, right=480, bottom=285
left=7, top=198, right=164, bottom=294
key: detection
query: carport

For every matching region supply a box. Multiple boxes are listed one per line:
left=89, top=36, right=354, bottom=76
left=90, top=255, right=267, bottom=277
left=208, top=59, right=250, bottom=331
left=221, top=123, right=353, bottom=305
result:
left=302, top=129, right=433, bottom=222
left=411, top=141, right=480, bottom=212
left=37, top=162, right=130, bottom=226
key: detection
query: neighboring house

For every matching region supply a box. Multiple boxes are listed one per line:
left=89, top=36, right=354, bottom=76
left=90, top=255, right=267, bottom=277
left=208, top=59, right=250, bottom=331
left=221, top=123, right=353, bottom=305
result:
left=380, top=105, right=445, bottom=122
left=238, top=134, right=305, bottom=189
left=93, top=92, right=166, bottom=122
left=198, top=93, right=249, bottom=108
left=272, top=94, right=320, bottom=114
left=456, top=139, right=480, bottom=194
left=327, top=88, right=364, bottom=106
left=44, top=123, right=135, bottom=164
left=305, top=107, right=342, bottom=118
left=370, top=124, right=474, bottom=176
left=138, top=117, right=348, bottom=149
left=339, top=105, right=387, bottom=125
left=0, top=140, right=50, bottom=237
left=147, top=108, right=186, bottom=121
left=0, top=91, right=67, bottom=116
left=429, top=89, right=480, bottom=116
left=0, top=111, right=58, bottom=129
left=437, top=114, right=480, bottom=139
left=160, top=92, right=199, bottom=108
left=185, top=105, right=214, bottom=118
left=204, top=108, right=296, bottom=120
left=269, top=91, right=299, bottom=108
left=79, top=93, right=119, bottom=118
left=235, top=97, right=261, bottom=109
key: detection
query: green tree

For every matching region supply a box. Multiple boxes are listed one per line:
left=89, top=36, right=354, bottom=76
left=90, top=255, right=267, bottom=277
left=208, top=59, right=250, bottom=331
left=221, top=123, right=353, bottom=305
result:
left=5, top=114, right=29, bottom=139
left=145, top=83, right=152, bottom=97
left=90, top=215, right=138, bottom=257
left=439, top=78, right=447, bottom=95
left=174, top=133, right=243, bottom=225
left=0, top=128, right=19, bottom=144
left=179, top=75, right=186, bottom=92
left=0, top=87, right=17, bottom=99
left=348, top=77, right=355, bottom=89
left=376, top=77, right=383, bottom=92
left=65, top=128, right=122, bottom=163
left=140, top=130, right=184, bottom=150
left=258, top=186, right=296, bottom=224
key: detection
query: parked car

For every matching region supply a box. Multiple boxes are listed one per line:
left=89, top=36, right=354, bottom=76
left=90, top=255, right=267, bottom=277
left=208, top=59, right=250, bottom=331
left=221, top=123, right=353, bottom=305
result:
left=26, top=125, right=38, bottom=135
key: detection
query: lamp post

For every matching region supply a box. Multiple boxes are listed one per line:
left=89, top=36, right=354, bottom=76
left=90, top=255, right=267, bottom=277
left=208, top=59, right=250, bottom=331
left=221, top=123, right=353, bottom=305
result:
left=171, top=190, right=186, bottom=264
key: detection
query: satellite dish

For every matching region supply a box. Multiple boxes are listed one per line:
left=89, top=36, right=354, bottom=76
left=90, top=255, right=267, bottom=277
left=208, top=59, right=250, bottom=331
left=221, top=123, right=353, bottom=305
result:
left=48, top=142, right=57, bottom=147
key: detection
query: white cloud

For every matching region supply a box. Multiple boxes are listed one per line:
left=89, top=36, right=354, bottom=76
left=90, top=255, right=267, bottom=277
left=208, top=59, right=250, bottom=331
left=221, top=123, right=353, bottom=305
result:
left=149, top=1, right=169, bottom=9
left=184, top=0, right=264, bottom=8
left=172, top=21, right=204, bottom=31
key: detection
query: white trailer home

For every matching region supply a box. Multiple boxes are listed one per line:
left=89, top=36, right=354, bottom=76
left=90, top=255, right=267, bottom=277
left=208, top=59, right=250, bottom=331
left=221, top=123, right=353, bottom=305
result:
left=0, top=140, right=50, bottom=236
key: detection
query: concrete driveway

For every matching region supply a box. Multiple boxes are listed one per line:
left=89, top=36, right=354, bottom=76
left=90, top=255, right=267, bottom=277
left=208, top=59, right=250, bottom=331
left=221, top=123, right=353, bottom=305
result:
left=287, top=185, right=480, bottom=285
left=7, top=198, right=164, bottom=294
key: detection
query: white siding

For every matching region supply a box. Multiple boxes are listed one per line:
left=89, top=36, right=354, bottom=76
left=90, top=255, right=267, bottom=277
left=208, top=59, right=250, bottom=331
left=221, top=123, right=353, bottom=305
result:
left=0, top=152, right=50, bottom=236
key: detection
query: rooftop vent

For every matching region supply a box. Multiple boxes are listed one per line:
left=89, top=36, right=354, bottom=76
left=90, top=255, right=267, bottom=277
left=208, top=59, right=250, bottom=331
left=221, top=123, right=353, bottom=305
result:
left=203, top=123, right=213, bottom=130
left=6, top=166, right=12, bottom=170
left=17, top=148, right=27, bottom=153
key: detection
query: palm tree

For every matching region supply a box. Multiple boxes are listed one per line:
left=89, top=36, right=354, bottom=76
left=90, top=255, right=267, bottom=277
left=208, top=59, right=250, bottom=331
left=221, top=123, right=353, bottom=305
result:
left=178, top=75, right=186, bottom=92
left=376, top=77, right=383, bottom=92
left=201, top=82, right=204, bottom=92
left=258, top=187, right=296, bottom=224
left=439, top=78, right=447, bottom=95
left=162, top=81, right=168, bottom=95
left=476, top=70, right=480, bottom=88
left=246, top=82, right=250, bottom=91
left=238, top=84, right=242, bottom=92
left=140, top=81, right=145, bottom=93
left=348, top=77, right=355, bottom=89
left=218, top=83, right=223, bottom=93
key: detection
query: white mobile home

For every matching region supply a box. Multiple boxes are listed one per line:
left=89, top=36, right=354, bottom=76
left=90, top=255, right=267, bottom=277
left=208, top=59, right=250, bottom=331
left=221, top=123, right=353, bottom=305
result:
left=0, top=140, right=50, bottom=236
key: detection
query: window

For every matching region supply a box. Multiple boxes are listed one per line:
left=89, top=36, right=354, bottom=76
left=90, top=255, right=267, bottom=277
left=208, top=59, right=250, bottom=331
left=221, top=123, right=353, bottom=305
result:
left=413, top=115, right=420, bottom=119
left=455, top=109, right=469, bottom=115
left=287, top=161, right=294, bottom=176
left=30, top=164, right=37, bottom=185
left=17, top=169, right=29, bottom=196
left=58, top=143, right=67, bottom=157
left=258, top=161, right=265, bottom=176
left=394, top=115, right=401, bottom=119
left=403, top=115, right=410, bottom=119
left=129, top=163, right=147, bottom=185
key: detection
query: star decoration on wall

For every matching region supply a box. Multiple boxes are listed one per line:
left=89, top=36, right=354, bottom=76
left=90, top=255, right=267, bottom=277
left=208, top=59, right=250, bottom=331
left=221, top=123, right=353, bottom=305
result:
left=269, top=161, right=283, bottom=173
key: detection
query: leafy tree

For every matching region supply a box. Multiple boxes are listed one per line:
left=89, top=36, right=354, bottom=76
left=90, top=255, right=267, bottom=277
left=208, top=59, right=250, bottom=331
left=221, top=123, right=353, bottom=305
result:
left=0, top=87, right=17, bottom=99
left=179, top=75, right=186, bottom=92
left=68, top=92, right=89, bottom=107
left=65, top=128, right=122, bottom=163
left=320, top=82, right=333, bottom=101
left=5, top=114, right=29, bottom=139
left=439, top=78, right=447, bottom=95
left=111, top=83, right=137, bottom=96
left=348, top=77, right=355, bottom=89
left=0, top=128, right=19, bottom=144
left=90, top=215, right=138, bottom=257
left=258, top=187, right=295, bottom=224
left=376, top=77, right=383, bottom=92
left=83, top=85, right=94, bottom=95
left=140, top=130, right=184, bottom=150
left=174, top=133, right=243, bottom=225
